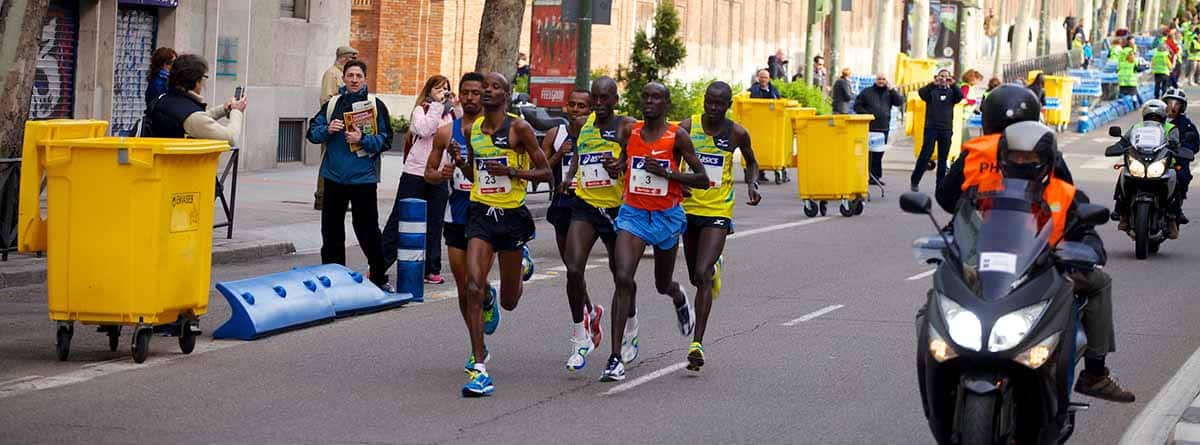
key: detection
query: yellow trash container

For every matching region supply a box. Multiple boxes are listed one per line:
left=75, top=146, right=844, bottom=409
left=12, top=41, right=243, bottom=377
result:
left=895, top=53, right=940, bottom=86
left=17, top=120, right=110, bottom=253
left=907, top=91, right=966, bottom=168
left=20, top=126, right=230, bottom=363
left=1042, top=75, right=1076, bottom=130
left=792, top=114, right=874, bottom=217
left=730, top=96, right=810, bottom=184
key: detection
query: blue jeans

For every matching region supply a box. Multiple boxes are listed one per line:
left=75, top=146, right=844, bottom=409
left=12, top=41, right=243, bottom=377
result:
left=911, top=127, right=953, bottom=189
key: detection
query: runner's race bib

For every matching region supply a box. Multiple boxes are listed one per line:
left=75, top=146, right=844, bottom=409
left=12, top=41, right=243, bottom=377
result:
left=475, top=157, right=511, bottom=194
left=561, top=153, right=577, bottom=189
left=579, top=151, right=614, bottom=189
left=630, top=156, right=669, bottom=196
left=452, top=167, right=473, bottom=192
left=698, top=153, right=724, bottom=188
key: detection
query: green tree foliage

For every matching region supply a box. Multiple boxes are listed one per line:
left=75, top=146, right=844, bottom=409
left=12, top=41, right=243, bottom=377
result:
left=774, top=80, right=833, bottom=115
left=616, top=2, right=687, bottom=117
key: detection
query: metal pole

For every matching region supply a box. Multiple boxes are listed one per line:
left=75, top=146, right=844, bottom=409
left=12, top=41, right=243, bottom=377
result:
left=993, top=0, right=1006, bottom=79
left=1038, top=0, right=1050, bottom=56
left=830, top=0, right=842, bottom=77
left=574, top=0, right=591, bottom=89
left=805, top=0, right=818, bottom=84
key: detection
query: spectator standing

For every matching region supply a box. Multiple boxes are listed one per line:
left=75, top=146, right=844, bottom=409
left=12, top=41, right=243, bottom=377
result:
left=812, top=55, right=828, bottom=90
left=381, top=75, right=462, bottom=285
left=831, top=68, right=854, bottom=114
left=1082, top=38, right=1094, bottom=70
left=145, top=47, right=175, bottom=107
left=1152, top=43, right=1174, bottom=98
left=853, top=73, right=905, bottom=186
left=148, top=54, right=246, bottom=144
left=315, top=46, right=359, bottom=210
left=516, top=53, right=531, bottom=80
left=959, top=69, right=984, bottom=107
left=305, top=59, right=393, bottom=291
left=983, top=77, right=1002, bottom=101
left=983, top=10, right=998, bottom=57
left=748, top=69, right=782, bottom=99
left=910, top=69, right=962, bottom=192
left=1027, top=72, right=1047, bottom=106
left=768, top=49, right=788, bottom=80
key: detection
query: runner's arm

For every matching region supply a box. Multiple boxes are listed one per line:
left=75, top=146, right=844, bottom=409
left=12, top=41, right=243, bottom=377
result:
left=462, top=125, right=476, bottom=182
left=509, top=120, right=553, bottom=182
left=424, top=124, right=454, bottom=183
left=734, top=124, right=762, bottom=205
left=672, top=127, right=711, bottom=189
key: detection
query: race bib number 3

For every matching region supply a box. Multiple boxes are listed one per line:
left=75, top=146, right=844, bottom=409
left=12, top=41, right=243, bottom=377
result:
left=630, top=156, right=669, bottom=196
left=698, top=153, right=725, bottom=188
left=475, top=157, right=511, bottom=195
left=579, top=152, right=614, bottom=189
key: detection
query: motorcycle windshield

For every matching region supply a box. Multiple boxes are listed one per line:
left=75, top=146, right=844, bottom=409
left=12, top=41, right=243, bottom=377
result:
left=953, top=179, right=1053, bottom=301
left=1127, top=121, right=1166, bottom=155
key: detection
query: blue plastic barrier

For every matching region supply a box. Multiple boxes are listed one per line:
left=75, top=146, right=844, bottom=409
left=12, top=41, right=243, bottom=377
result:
left=212, top=269, right=337, bottom=340
left=304, top=263, right=413, bottom=316
left=394, top=198, right=426, bottom=303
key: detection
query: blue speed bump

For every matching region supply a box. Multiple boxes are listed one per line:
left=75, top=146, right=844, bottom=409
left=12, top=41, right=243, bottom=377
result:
left=212, top=269, right=337, bottom=340
left=304, top=263, right=414, bottom=316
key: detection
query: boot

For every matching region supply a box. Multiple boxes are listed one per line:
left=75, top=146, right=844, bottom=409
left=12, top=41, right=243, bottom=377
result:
left=1118, top=213, right=1130, bottom=232
left=1075, top=368, right=1136, bottom=403
left=1167, top=218, right=1181, bottom=239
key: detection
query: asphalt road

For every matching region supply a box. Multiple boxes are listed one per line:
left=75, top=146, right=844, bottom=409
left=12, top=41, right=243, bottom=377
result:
left=2, top=110, right=1199, bottom=444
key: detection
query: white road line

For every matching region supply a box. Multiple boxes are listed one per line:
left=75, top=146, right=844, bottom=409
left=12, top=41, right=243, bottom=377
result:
left=0, top=340, right=242, bottom=400
left=727, top=217, right=831, bottom=240
left=780, top=304, right=845, bottom=327
left=600, top=362, right=689, bottom=396
left=1119, top=344, right=1200, bottom=445
left=547, top=265, right=568, bottom=272
left=906, top=269, right=937, bottom=281
left=0, top=375, right=41, bottom=386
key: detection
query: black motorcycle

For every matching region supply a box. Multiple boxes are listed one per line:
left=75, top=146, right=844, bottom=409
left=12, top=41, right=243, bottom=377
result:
left=1105, top=123, right=1194, bottom=259
left=902, top=179, right=1110, bottom=445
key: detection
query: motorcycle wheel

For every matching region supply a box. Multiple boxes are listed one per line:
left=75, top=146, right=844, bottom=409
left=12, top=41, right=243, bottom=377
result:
left=959, top=392, right=1004, bottom=445
left=1134, top=202, right=1151, bottom=260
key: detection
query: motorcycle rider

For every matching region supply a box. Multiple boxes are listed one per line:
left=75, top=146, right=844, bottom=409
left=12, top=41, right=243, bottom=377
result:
left=1114, top=99, right=1183, bottom=233
left=1163, top=87, right=1196, bottom=238
left=929, top=85, right=1135, bottom=403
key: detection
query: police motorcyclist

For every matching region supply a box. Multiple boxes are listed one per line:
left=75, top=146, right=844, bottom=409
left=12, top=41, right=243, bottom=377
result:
left=932, top=85, right=1135, bottom=403
left=1113, top=99, right=1184, bottom=235
left=1163, top=88, right=1196, bottom=238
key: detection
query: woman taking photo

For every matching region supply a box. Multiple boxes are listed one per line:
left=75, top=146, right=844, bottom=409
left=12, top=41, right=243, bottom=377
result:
left=382, top=75, right=461, bottom=284
left=145, top=47, right=176, bottom=106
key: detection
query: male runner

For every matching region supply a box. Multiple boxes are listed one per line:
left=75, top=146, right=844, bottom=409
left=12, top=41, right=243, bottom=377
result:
left=457, top=72, right=552, bottom=396
left=424, top=72, right=501, bottom=364
left=559, top=77, right=637, bottom=371
left=543, top=90, right=589, bottom=263
left=679, top=81, right=762, bottom=372
left=599, top=82, right=711, bottom=382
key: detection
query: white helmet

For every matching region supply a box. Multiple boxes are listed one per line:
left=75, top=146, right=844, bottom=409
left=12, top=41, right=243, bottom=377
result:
left=1143, top=99, right=1169, bottom=124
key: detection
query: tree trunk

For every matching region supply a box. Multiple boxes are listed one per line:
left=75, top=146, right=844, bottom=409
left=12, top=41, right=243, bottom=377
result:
left=1, top=0, right=50, bottom=158
left=871, top=0, right=892, bottom=75
left=1013, top=0, right=1034, bottom=61
left=912, top=0, right=930, bottom=59
left=1116, top=0, right=1130, bottom=31
left=1037, top=0, right=1050, bottom=56
left=1096, top=0, right=1115, bottom=42
left=1166, top=0, right=1182, bottom=25
left=474, top=0, right=526, bottom=82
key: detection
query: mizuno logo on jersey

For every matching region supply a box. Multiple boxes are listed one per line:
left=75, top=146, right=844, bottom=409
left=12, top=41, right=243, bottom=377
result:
left=602, top=130, right=617, bottom=139
left=494, top=136, right=508, bottom=146
left=715, top=138, right=731, bottom=149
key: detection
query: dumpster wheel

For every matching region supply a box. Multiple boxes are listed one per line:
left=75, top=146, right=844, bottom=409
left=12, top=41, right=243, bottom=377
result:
left=819, top=201, right=828, bottom=216
left=132, top=327, right=152, bottom=364
left=179, top=321, right=197, bottom=355
left=803, top=201, right=819, bottom=217
left=104, top=326, right=120, bottom=352
left=853, top=198, right=865, bottom=215
left=55, top=324, right=73, bottom=361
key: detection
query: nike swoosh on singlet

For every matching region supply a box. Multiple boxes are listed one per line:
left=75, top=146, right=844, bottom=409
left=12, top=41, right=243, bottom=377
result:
left=651, top=149, right=668, bottom=156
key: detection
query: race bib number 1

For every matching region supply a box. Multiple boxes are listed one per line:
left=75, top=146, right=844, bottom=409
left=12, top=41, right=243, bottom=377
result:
left=579, top=151, right=613, bottom=189
left=698, top=153, right=725, bottom=188
left=630, top=156, right=669, bottom=196
left=475, top=157, right=511, bottom=195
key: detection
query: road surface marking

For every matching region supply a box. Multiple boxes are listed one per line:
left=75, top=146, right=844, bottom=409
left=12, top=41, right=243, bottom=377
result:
left=906, top=269, right=937, bottom=281
left=600, top=362, right=689, bottom=396
left=0, top=375, right=41, bottom=386
left=1119, top=344, right=1200, bottom=445
left=781, top=304, right=845, bottom=327
left=727, top=217, right=831, bottom=240
left=0, top=340, right=242, bottom=400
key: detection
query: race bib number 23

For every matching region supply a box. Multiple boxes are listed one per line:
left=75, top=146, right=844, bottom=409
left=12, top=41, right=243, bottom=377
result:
left=475, top=157, right=511, bottom=195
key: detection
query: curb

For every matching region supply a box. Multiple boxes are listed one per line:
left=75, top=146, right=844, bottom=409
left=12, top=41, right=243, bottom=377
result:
left=1171, top=392, right=1200, bottom=445
left=0, top=241, right=297, bottom=290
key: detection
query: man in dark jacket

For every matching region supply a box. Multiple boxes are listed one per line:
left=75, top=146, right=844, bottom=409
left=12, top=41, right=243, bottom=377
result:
left=1164, top=87, right=1196, bottom=238
left=748, top=69, right=782, bottom=99
left=911, top=69, right=963, bottom=192
left=306, top=59, right=393, bottom=291
left=831, top=68, right=854, bottom=114
left=854, top=73, right=906, bottom=185
left=767, top=49, right=788, bottom=79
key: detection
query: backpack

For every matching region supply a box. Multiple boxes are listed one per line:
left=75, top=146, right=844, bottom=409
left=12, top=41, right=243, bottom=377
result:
left=135, top=93, right=166, bottom=137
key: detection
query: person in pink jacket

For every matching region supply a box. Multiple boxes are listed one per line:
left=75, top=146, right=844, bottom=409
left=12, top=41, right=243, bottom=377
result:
left=382, top=75, right=463, bottom=284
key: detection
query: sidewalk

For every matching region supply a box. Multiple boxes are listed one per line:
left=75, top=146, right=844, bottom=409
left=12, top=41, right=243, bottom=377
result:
left=0, top=154, right=553, bottom=289
left=1172, top=392, right=1200, bottom=444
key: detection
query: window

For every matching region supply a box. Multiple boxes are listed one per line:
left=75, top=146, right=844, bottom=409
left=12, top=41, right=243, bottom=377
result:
left=277, top=119, right=305, bottom=163
left=280, top=0, right=309, bottom=20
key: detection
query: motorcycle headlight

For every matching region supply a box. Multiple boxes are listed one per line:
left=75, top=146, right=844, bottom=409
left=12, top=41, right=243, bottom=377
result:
left=1147, top=159, right=1168, bottom=177
left=928, top=324, right=958, bottom=363
left=987, top=300, right=1050, bottom=352
left=1014, top=332, right=1061, bottom=369
left=939, top=295, right=982, bottom=351
left=1128, top=158, right=1147, bottom=177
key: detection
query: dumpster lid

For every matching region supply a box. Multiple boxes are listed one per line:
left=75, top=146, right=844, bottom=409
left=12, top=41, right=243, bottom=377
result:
left=43, top=137, right=230, bottom=155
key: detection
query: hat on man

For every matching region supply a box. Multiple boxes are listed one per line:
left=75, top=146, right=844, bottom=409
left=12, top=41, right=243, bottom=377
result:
left=336, top=46, right=359, bottom=57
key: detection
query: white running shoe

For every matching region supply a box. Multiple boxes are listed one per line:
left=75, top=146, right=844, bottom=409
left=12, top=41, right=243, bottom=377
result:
left=621, top=315, right=640, bottom=364
left=566, top=322, right=593, bottom=372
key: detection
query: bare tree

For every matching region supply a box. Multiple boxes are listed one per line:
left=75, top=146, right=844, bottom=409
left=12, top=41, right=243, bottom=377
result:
left=475, top=0, right=527, bottom=81
left=1, top=0, right=50, bottom=158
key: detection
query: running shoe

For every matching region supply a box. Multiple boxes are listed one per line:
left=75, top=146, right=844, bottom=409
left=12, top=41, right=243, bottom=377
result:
left=674, top=288, right=695, bottom=337
left=621, top=315, right=640, bottom=364
left=712, top=256, right=724, bottom=300
left=565, top=325, right=594, bottom=372
left=462, top=366, right=494, bottom=397
left=521, top=246, right=535, bottom=281
left=588, top=304, right=605, bottom=348
left=599, top=356, right=626, bottom=382
left=425, top=274, right=445, bottom=284
left=482, top=285, right=500, bottom=335
left=686, top=342, right=705, bottom=372
left=464, top=349, right=491, bottom=373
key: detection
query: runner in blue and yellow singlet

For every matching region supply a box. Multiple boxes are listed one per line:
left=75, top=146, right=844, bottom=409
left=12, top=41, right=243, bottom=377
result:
left=678, top=81, right=762, bottom=372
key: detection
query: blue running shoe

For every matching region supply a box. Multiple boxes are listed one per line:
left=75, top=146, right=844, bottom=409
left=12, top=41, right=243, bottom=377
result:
left=599, top=356, right=626, bottom=382
left=482, top=285, right=500, bottom=335
left=521, top=245, right=535, bottom=282
left=462, top=367, right=494, bottom=397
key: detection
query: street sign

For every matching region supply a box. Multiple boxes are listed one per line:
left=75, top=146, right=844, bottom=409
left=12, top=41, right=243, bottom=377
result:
left=562, top=0, right=612, bottom=25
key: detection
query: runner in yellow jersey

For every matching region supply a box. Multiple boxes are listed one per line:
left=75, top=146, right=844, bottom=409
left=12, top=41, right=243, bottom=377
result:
left=679, top=81, right=762, bottom=372
left=456, top=72, right=552, bottom=397
left=558, top=77, right=637, bottom=372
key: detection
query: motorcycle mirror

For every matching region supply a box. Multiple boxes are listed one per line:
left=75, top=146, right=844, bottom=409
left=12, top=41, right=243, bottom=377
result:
left=899, top=192, right=932, bottom=215
left=1108, top=126, right=1123, bottom=137
left=1104, top=141, right=1127, bottom=157
left=1055, top=241, right=1101, bottom=271
left=1076, top=203, right=1111, bottom=226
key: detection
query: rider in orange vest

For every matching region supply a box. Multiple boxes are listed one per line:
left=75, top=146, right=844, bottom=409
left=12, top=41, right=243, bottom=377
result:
left=930, top=85, right=1136, bottom=403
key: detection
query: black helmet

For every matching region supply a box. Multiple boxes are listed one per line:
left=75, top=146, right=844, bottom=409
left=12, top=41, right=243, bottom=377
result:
left=980, top=85, right=1042, bottom=134
left=998, top=121, right=1058, bottom=183
left=1163, top=87, right=1187, bottom=113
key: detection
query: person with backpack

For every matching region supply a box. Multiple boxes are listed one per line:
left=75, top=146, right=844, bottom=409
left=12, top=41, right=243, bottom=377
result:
left=146, top=54, right=245, bottom=143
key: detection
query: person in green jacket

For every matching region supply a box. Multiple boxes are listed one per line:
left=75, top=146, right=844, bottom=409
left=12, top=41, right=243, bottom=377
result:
left=1189, top=30, right=1200, bottom=85
left=1116, top=37, right=1139, bottom=98
left=1153, top=43, right=1174, bottom=97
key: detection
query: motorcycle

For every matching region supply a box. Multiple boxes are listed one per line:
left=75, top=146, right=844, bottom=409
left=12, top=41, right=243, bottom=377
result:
left=901, top=179, right=1110, bottom=445
left=1105, top=123, right=1194, bottom=259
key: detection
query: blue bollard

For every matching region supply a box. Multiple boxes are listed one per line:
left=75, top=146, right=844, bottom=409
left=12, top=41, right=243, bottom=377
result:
left=394, top=198, right=426, bottom=303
